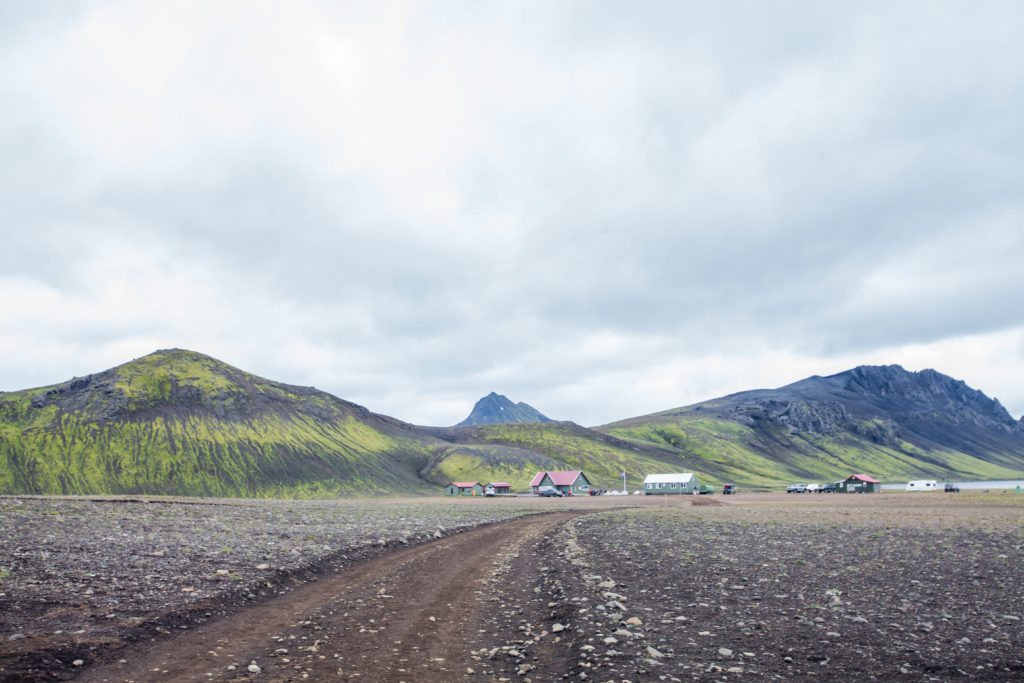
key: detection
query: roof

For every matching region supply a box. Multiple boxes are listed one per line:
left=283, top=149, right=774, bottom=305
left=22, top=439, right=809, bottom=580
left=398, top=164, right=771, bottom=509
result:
left=449, top=481, right=480, bottom=488
left=644, top=473, right=695, bottom=484
left=847, top=473, right=881, bottom=484
left=529, top=470, right=584, bottom=487
left=487, top=482, right=511, bottom=488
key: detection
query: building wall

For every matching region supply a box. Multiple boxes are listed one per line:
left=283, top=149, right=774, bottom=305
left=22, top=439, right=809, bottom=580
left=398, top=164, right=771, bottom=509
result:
left=644, top=478, right=699, bottom=495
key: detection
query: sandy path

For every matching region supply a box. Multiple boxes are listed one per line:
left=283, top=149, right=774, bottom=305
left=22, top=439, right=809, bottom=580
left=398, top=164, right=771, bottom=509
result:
left=78, top=512, right=579, bottom=683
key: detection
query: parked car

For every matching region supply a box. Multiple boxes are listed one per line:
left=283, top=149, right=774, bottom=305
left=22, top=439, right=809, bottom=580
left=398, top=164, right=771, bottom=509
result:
left=818, top=483, right=837, bottom=493
left=538, top=486, right=564, bottom=497
left=944, top=482, right=961, bottom=493
left=698, top=484, right=715, bottom=495
left=806, top=483, right=820, bottom=493
left=786, top=483, right=808, bottom=493
left=722, top=483, right=737, bottom=495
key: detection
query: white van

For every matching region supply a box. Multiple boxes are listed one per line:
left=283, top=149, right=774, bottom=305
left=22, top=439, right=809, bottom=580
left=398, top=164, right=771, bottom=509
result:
left=905, top=480, right=938, bottom=491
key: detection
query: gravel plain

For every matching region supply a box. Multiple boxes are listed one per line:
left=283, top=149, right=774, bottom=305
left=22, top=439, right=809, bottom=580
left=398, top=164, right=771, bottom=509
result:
left=541, top=494, right=1024, bottom=681
left=0, top=495, right=565, bottom=679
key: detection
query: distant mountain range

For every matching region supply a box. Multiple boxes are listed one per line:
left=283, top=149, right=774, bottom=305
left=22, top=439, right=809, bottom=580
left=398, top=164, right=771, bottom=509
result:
left=1, top=350, right=1022, bottom=496
left=455, top=392, right=552, bottom=426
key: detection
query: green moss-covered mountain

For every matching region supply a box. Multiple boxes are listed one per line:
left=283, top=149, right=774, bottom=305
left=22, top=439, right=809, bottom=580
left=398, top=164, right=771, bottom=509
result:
left=2, top=352, right=1022, bottom=496
left=598, top=365, right=1024, bottom=487
left=0, top=349, right=444, bottom=497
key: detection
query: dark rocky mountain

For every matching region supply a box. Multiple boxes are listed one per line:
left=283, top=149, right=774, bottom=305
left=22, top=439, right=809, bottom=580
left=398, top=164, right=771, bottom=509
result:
left=601, top=365, right=1024, bottom=484
left=455, top=392, right=553, bottom=427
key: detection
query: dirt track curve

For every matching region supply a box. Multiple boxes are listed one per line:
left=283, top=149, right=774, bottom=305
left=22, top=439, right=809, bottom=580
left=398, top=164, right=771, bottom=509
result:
left=77, top=511, right=580, bottom=683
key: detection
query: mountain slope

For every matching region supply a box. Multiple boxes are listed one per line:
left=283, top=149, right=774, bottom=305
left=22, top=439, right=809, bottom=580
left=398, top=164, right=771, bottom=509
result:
left=422, top=420, right=730, bottom=490
left=599, top=365, right=1024, bottom=486
left=0, top=349, right=442, bottom=497
left=455, top=392, right=553, bottom=427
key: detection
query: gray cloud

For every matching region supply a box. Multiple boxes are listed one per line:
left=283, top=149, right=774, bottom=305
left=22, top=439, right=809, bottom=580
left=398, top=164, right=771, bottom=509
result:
left=1, top=1, right=1023, bottom=424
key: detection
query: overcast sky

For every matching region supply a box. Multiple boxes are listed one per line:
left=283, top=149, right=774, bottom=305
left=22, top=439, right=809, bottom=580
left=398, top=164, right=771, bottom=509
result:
left=1, top=1, right=1022, bottom=425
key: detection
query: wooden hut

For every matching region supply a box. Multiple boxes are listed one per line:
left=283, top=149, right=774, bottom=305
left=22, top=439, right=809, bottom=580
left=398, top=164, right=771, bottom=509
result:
left=444, top=481, right=484, bottom=496
left=837, top=473, right=881, bottom=493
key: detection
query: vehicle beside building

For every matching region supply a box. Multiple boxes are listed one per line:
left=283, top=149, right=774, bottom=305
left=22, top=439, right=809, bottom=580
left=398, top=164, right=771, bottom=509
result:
left=786, top=483, right=808, bottom=493
left=722, top=483, right=737, bottom=495
left=530, top=470, right=591, bottom=496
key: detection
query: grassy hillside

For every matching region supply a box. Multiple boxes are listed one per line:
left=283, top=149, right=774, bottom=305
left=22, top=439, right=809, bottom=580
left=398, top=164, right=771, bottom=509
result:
left=603, top=416, right=1024, bottom=487
left=423, top=422, right=730, bottom=490
left=0, top=350, right=437, bottom=497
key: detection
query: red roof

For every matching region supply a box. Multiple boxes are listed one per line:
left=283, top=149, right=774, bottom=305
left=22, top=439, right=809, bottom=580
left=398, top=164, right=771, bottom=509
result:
left=530, top=470, right=583, bottom=487
left=847, top=474, right=881, bottom=484
left=488, top=482, right=511, bottom=488
left=449, top=482, right=479, bottom=488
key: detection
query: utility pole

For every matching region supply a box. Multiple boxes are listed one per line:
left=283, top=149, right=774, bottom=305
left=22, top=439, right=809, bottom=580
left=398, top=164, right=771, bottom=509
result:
left=621, top=471, right=626, bottom=494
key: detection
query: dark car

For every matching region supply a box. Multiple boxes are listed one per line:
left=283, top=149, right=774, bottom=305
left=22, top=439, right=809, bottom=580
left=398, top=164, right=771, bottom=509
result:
left=818, top=483, right=837, bottom=493
left=538, top=487, right=565, bottom=497
left=944, top=483, right=960, bottom=493
left=722, top=484, right=737, bottom=495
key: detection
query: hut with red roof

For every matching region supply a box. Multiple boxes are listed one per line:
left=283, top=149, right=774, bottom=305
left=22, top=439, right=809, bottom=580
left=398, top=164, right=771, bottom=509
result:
left=529, top=470, right=592, bottom=496
left=837, top=473, right=881, bottom=493
left=444, top=481, right=484, bottom=496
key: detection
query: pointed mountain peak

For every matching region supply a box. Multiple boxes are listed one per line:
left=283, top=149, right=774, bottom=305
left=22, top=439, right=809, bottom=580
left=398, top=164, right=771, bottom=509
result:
left=455, top=392, right=553, bottom=427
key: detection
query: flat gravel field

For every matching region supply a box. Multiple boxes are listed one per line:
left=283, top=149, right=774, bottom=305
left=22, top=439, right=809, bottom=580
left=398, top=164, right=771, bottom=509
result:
left=0, top=495, right=579, bottom=679
left=542, top=493, right=1024, bottom=681
left=2, top=492, right=1023, bottom=682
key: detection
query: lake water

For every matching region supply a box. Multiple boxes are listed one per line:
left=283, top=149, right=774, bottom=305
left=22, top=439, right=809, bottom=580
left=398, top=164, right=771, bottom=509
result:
left=881, top=479, right=1024, bottom=491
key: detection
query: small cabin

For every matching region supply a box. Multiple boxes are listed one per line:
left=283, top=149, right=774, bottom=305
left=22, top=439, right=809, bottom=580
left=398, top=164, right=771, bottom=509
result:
left=485, top=482, right=512, bottom=495
left=643, top=472, right=700, bottom=495
left=530, top=470, right=592, bottom=496
left=905, top=480, right=938, bottom=492
left=444, top=481, right=484, bottom=496
left=837, top=473, right=881, bottom=493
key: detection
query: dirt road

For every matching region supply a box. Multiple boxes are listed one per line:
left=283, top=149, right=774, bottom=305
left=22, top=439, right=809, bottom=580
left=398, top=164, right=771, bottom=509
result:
left=77, top=512, right=579, bottom=683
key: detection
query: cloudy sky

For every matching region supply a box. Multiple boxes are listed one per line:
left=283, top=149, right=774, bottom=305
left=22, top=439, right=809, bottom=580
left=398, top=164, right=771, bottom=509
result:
left=1, top=1, right=1022, bottom=425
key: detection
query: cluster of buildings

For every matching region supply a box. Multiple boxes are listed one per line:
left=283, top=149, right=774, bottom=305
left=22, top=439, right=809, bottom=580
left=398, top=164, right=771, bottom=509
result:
left=444, top=470, right=889, bottom=496
left=443, top=470, right=708, bottom=496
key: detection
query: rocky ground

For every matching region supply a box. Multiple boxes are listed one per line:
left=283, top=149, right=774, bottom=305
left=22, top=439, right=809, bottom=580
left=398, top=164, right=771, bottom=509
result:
left=3, top=493, right=1023, bottom=682
left=0, top=496, right=564, bottom=680
left=540, top=495, right=1024, bottom=681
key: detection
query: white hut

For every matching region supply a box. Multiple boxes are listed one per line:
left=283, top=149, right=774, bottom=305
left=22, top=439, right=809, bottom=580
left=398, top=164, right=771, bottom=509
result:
left=644, top=473, right=700, bottom=495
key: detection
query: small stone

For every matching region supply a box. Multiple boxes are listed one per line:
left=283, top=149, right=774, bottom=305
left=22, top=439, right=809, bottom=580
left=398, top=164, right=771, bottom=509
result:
left=718, top=647, right=733, bottom=658
left=625, top=617, right=643, bottom=626
left=255, top=563, right=270, bottom=570
left=248, top=663, right=261, bottom=673
left=552, top=623, right=566, bottom=633
left=1002, top=615, right=1021, bottom=621
left=466, top=667, right=475, bottom=674
left=72, top=660, right=84, bottom=667
left=603, top=637, right=618, bottom=645
left=216, top=569, right=230, bottom=576
left=727, top=667, right=744, bottom=673
left=7, top=634, right=25, bottom=641
left=646, top=646, right=663, bottom=658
